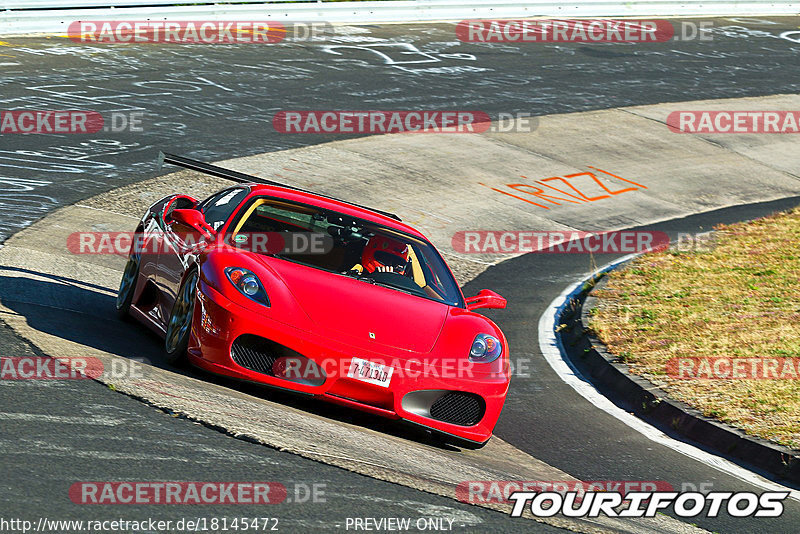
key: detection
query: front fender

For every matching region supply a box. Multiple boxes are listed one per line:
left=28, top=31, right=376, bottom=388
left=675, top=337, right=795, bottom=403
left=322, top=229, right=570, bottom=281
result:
left=431, top=307, right=510, bottom=378
left=199, top=249, right=315, bottom=332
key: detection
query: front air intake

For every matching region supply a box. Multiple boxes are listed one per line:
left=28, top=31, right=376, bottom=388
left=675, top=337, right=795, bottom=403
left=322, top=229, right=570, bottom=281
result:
left=231, top=334, right=325, bottom=387
left=429, top=392, right=485, bottom=427
left=231, top=335, right=279, bottom=375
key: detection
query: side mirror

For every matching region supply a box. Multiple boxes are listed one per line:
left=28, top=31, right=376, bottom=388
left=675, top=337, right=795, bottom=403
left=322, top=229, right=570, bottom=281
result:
left=465, top=289, right=507, bottom=311
left=171, top=209, right=216, bottom=238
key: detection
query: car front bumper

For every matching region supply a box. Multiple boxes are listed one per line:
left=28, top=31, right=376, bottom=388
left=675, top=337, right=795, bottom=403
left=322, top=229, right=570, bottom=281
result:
left=188, top=281, right=510, bottom=444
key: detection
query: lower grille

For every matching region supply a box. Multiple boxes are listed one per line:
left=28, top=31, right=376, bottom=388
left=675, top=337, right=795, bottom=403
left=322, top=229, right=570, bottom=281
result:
left=231, top=335, right=279, bottom=375
left=230, top=334, right=325, bottom=387
left=429, top=392, right=485, bottom=427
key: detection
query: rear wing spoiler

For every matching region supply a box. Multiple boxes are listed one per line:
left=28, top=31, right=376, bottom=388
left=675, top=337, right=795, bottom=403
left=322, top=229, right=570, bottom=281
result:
left=157, top=151, right=402, bottom=222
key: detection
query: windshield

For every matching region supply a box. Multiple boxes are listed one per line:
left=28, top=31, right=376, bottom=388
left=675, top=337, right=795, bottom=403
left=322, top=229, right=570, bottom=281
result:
left=229, top=197, right=463, bottom=307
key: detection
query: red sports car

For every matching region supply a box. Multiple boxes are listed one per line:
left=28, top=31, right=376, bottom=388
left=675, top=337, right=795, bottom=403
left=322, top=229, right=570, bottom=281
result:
left=117, top=153, right=510, bottom=447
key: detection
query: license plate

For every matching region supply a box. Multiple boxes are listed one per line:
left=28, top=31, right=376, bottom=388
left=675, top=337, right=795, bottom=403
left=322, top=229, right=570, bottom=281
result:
left=347, top=357, right=393, bottom=388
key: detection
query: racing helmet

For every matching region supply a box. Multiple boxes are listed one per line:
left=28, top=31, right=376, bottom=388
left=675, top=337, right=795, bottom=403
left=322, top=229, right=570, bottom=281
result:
left=361, top=235, right=410, bottom=273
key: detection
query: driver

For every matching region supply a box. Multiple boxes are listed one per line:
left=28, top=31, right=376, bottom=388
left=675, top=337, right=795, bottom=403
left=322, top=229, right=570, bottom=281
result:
left=353, top=235, right=410, bottom=274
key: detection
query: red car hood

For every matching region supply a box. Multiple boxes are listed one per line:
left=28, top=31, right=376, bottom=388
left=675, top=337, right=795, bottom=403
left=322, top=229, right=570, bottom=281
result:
left=263, top=258, right=448, bottom=354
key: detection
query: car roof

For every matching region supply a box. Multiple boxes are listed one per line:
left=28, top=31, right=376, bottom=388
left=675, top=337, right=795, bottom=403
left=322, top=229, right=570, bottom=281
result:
left=244, top=183, right=428, bottom=240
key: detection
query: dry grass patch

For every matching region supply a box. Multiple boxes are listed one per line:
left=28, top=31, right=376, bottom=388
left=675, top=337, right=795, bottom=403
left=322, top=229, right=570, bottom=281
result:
left=588, top=207, right=800, bottom=450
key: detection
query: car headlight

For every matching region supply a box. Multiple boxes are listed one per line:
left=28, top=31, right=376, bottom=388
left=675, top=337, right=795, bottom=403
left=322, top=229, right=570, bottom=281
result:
left=225, top=267, right=270, bottom=307
left=469, top=333, right=502, bottom=363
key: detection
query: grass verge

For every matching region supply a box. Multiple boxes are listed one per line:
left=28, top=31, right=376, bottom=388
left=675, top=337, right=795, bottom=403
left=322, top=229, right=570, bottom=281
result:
left=588, top=206, right=800, bottom=450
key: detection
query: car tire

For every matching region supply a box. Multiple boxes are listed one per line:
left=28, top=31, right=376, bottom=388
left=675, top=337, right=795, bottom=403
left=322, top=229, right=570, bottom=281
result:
left=116, top=249, right=141, bottom=320
left=164, top=269, right=199, bottom=366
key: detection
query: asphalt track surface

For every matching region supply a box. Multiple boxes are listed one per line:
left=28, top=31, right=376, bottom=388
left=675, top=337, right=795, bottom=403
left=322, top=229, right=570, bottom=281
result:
left=1, top=322, right=556, bottom=533
left=1, top=16, right=800, bottom=533
left=473, top=196, right=800, bottom=533
left=2, top=17, right=800, bottom=241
